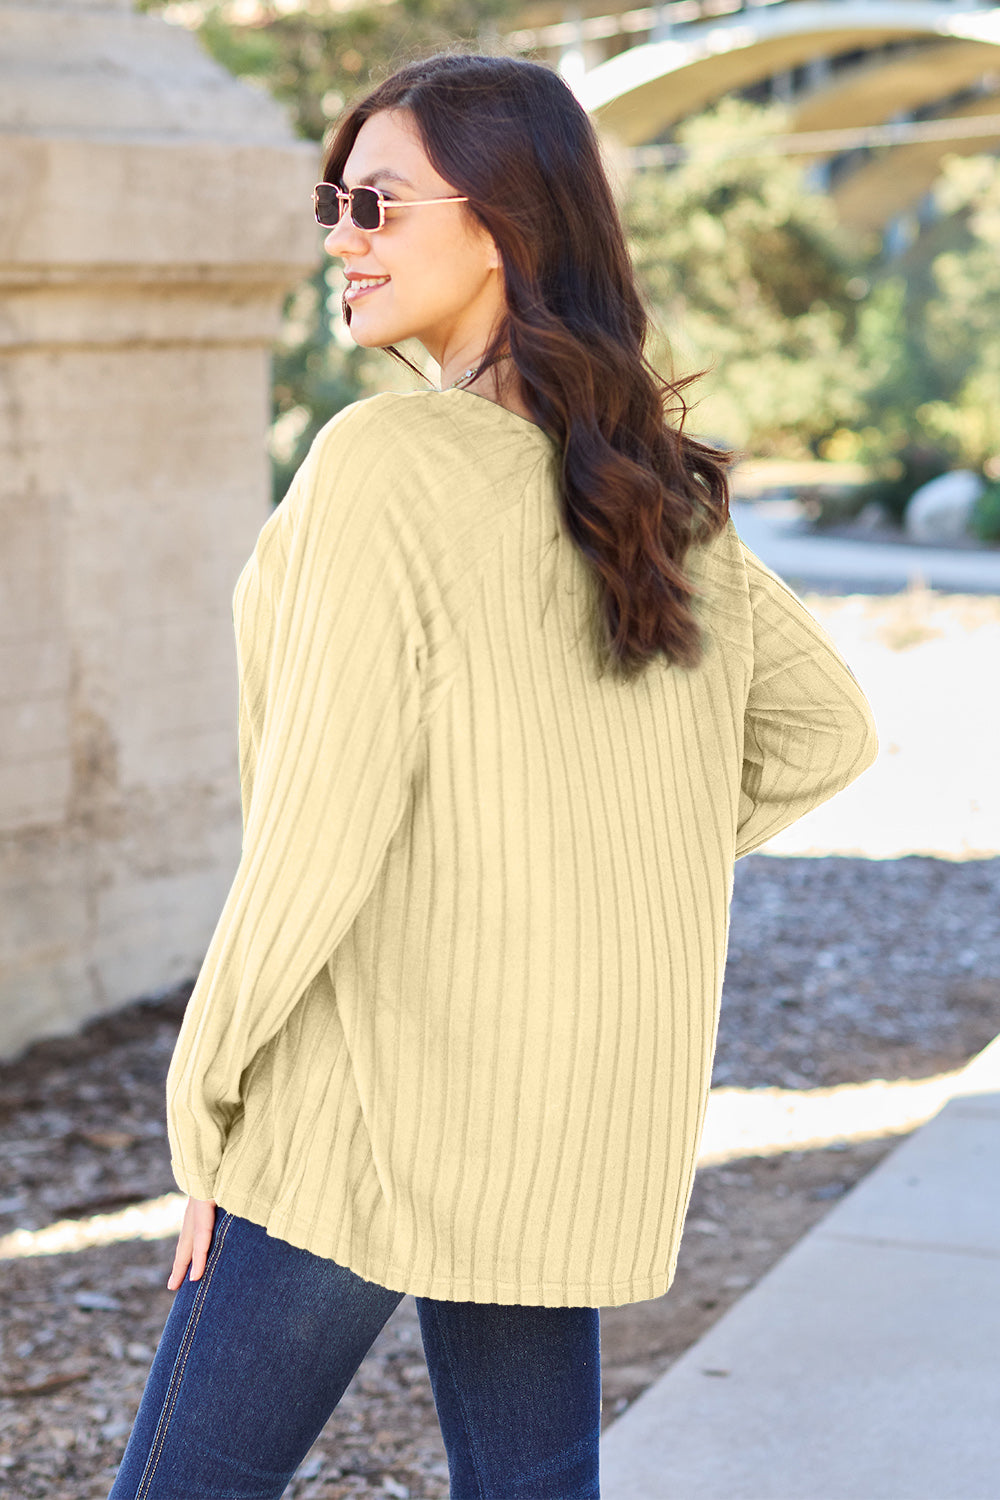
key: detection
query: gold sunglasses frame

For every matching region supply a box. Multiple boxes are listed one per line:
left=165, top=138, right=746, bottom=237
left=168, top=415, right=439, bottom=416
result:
left=314, top=184, right=470, bottom=231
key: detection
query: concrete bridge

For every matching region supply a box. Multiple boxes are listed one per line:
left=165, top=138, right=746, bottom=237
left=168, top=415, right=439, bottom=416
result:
left=509, top=0, right=1000, bottom=236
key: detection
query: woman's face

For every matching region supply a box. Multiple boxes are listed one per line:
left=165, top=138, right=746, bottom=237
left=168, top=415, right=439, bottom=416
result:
left=324, top=108, right=505, bottom=374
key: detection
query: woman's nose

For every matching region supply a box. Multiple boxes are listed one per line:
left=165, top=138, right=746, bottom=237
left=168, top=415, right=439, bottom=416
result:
left=324, top=215, right=368, bottom=256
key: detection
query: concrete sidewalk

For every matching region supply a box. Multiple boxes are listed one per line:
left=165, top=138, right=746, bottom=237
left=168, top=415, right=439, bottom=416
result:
left=599, top=1033, right=1000, bottom=1500
left=730, top=500, right=1000, bottom=594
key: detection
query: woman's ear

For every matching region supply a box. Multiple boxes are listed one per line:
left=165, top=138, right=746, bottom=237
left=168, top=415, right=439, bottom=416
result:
left=474, top=220, right=502, bottom=273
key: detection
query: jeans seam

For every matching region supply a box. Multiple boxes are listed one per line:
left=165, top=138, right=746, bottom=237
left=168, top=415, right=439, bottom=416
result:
left=426, top=1303, right=487, bottom=1500
left=133, top=1210, right=235, bottom=1500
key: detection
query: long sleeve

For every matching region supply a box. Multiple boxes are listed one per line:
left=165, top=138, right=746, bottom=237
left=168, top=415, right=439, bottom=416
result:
left=734, top=545, right=878, bottom=860
left=155, top=386, right=887, bottom=1306
left=166, top=411, right=428, bottom=1200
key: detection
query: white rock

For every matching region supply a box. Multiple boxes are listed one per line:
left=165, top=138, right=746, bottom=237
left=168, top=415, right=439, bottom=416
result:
left=905, top=470, right=984, bottom=542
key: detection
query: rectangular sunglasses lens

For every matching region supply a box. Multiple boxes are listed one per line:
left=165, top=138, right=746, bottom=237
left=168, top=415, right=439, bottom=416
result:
left=351, top=187, right=383, bottom=230
left=314, top=184, right=341, bottom=226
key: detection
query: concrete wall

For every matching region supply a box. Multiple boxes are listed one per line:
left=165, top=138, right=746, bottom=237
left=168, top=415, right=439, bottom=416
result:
left=0, top=0, right=319, bottom=1058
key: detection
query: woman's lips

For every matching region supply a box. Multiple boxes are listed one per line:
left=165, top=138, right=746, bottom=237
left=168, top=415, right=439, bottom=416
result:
left=344, top=277, right=390, bottom=303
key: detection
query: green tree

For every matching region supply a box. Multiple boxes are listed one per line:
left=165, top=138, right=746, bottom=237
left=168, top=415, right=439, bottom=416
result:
left=138, top=0, right=519, bottom=143
left=137, top=0, right=522, bottom=497
left=623, top=99, right=885, bottom=458
left=917, top=154, right=1000, bottom=469
left=831, top=153, right=1000, bottom=518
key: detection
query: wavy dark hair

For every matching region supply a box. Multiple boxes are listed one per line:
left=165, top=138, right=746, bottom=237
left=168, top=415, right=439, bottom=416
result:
left=322, top=51, right=732, bottom=679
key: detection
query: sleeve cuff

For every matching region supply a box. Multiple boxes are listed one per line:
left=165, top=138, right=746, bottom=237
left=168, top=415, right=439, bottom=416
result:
left=170, top=1160, right=218, bottom=1202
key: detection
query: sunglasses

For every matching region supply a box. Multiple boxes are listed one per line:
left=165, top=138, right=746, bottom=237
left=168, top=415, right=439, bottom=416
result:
left=313, top=183, right=470, bottom=231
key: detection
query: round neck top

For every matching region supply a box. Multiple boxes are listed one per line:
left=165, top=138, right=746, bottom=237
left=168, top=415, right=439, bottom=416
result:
left=165, top=389, right=878, bottom=1306
left=440, top=385, right=551, bottom=440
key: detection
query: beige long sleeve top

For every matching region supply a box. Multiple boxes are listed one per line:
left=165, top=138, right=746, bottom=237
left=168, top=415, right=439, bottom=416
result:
left=165, top=387, right=878, bottom=1307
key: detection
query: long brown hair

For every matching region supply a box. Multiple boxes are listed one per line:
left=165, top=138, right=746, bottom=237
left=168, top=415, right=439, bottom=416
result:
left=323, top=51, right=732, bottom=679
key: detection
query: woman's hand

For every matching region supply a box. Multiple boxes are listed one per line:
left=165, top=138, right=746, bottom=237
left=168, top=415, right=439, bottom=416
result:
left=167, top=1196, right=217, bottom=1290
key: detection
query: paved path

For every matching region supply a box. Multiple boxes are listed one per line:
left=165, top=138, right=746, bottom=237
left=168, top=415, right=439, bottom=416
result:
left=726, top=500, right=1000, bottom=858
left=599, top=1033, right=1000, bottom=1500
left=731, top=501, right=1000, bottom=594
left=598, top=521, right=999, bottom=1497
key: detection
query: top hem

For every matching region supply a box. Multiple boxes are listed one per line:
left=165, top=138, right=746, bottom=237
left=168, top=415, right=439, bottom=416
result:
left=212, top=1180, right=676, bottom=1310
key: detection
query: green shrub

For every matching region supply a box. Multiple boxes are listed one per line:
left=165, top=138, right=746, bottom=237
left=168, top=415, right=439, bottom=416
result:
left=801, top=484, right=871, bottom=527
left=854, top=444, right=953, bottom=525
left=969, top=482, right=1000, bottom=542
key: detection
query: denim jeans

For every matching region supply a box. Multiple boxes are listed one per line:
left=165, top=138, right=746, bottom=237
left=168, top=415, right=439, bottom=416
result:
left=108, top=1208, right=602, bottom=1499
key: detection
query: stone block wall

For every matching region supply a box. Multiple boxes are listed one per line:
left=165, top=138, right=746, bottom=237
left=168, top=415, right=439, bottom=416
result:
left=0, top=0, right=319, bottom=1057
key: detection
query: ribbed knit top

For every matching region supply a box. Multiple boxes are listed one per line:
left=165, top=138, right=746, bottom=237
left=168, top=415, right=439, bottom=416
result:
left=165, top=388, right=878, bottom=1307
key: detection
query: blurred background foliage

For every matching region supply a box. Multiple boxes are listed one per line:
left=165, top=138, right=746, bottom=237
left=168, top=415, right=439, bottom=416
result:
left=625, top=99, right=879, bottom=462
left=140, top=2, right=1000, bottom=533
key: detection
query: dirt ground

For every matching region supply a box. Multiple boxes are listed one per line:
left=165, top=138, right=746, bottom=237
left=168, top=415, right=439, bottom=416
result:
left=2, top=584, right=998, bottom=1498
left=0, top=986, right=993, bottom=1499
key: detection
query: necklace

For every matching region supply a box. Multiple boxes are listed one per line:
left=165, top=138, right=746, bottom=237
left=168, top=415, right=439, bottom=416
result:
left=446, top=363, right=483, bottom=391
left=443, top=354, right=510, bottom=392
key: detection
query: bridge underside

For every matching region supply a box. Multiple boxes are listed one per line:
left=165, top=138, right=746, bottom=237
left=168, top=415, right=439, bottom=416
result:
left=567, top=3, right=1000, bottom=233
left=830, top=93, right=1000, bottom=233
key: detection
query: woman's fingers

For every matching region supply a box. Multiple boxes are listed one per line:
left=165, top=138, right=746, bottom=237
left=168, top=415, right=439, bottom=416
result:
left=166, top=1197, right=217, bottom=1290
left=189, top=1197, right=216, bottom=1281
left=166, top=1207, right=193, bottom=1291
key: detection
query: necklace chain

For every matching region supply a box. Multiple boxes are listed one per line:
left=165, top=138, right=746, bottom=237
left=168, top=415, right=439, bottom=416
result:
left=443, top=354, right=510, bottom=392
left=446, top=364, right=482, bottom=391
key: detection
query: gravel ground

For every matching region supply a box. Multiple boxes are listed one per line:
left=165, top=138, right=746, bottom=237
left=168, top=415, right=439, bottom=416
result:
left=1, top=589, right=998, bottom=1500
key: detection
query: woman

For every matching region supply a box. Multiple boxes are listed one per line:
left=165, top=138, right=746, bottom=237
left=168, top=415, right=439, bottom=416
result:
left=109, top=51, right=878, bottom=1500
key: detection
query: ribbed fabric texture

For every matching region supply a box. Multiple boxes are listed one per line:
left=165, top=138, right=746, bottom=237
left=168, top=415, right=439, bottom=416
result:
left=166, top=387, right=879, bottom=1307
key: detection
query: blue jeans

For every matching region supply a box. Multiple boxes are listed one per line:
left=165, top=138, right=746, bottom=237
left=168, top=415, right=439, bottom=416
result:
left=108, top=1209, right=602, bottom=1498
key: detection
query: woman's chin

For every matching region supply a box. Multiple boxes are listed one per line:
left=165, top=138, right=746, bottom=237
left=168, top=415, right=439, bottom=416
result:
left=345, top=316, right=396, bottom=348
